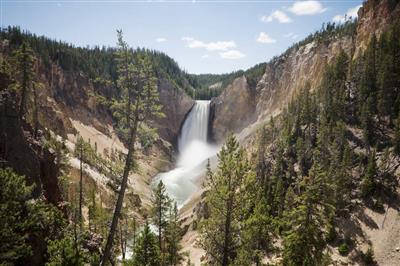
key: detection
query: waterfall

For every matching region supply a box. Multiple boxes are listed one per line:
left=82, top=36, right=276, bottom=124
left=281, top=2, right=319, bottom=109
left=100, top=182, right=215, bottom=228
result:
left=178, top=100, right=210, bottom=151
left=154, top=100, right=219, bottom=206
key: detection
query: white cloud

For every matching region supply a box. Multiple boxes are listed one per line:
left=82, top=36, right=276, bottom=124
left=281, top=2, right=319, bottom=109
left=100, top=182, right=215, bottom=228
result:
left=182, top=37, right=236, bottom=51
left=155, top=37, right=167, bottom=42
left=257, top=32, right=277, bottom=44
left=262, top=10, right=292, bottom=23
left=289, top=1, right=327, bottom=15
left=201, top=54, right=209, bottom=59
left=219, top=50, right=245, bottom=60
left=284, top=32, right=299, bottom=39
left=332, top=5, right=362, bottom=23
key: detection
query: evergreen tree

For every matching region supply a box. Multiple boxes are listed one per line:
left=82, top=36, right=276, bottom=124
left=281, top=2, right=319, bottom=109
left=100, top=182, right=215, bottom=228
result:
left=101, top=30, right=163, bottom=265
left=198, top=135, right=253, bottom=266
left=361, top=149, right=377, bottom=197
left=131, top=222, right=160, bottom=266
left=394, top=115, right=400, bottom=156
left=165, top=202, right=183, bottom=266
left=13, top=42, right=35, bottom=120
left=282, top=165, right=331, bottom=266
left=361, top=96, right=375, bottom=148
left=0, top=168, right=65, bottom=265
left=360, top=35, right=378, bottom=112
left=46, top=233, right=85, bottom=266
left=235, top=194, right=272, bottom=266
left=151, top=180, right=171, bottom=264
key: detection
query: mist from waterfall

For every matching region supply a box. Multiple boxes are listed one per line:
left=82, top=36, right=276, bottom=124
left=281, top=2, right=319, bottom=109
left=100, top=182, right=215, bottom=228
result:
left=155, top=100, right=219, bottom=206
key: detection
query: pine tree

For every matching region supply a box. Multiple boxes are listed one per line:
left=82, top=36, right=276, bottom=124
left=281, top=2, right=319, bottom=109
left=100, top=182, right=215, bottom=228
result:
left=361, top=149, right=377, bottom=197
left=101, top=30, right=163, bottom=265
left=321, top=50, right=349, bottom=124
left=361, top=96, right=375, bottom=148
left=13, top=42, right=35, bottom=120
left=151, top=180, right=171, bottom=264
left=360, top=35, right=378, bottom=112
left=394, top=115, right=400, bottom=156
left=282, top=165, right=331, bottom=266
left=0, top=168, right=65, bottom=265
left=198, top=135, right=253, bottom=266
left=131, top=222, right=160, bottom=266
left=46, top=233, right=85, bottom=266
left=165, top=202, right=183, bottom=266
left=236, top=194, right=272, bottom=266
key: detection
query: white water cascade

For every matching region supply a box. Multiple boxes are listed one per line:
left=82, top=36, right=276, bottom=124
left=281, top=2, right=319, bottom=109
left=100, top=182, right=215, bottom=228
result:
left=155, top=100, right=219, bottom=206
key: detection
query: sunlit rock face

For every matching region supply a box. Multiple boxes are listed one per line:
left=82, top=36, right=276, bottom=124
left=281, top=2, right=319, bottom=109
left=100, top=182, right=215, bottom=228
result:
left=151, top=78, right=195, bottom=146
left=209, top=76, right=256, bottom=143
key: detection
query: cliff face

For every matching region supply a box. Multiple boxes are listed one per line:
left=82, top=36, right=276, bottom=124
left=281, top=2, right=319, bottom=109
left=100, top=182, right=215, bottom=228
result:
left=210, top=0, right=400, bottom=143
left=32, top=57, right=194, bottom=145
left=210, top=76, right=255, bottom=142
left=152, top=78, right=194, bottom=146
left=355, top=0, right=400, bottom=57
left=0, top=87, right=63, bottom=209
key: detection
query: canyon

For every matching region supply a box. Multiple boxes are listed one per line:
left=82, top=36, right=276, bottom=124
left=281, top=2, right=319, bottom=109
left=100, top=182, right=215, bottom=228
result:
left=1, top=0, right=400, bottom=265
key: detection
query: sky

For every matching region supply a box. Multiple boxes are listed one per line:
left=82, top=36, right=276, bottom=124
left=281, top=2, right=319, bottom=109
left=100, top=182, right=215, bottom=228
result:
left=2, top=0, right=363, bottom=74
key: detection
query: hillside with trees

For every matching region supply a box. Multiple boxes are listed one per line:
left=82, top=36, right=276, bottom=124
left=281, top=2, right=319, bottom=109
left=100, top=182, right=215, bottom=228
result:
left=199, top=23, right=400, bottom=264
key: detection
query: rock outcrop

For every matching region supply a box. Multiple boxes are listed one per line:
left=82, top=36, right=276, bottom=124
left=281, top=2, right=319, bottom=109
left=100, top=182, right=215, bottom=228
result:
left=209, top=76, right=255, bottom=142
left=153, top=78, right=194, bottom=146
left=33, top=59, right=194, bottom=145
left=355, top=0, right=400, bottom=58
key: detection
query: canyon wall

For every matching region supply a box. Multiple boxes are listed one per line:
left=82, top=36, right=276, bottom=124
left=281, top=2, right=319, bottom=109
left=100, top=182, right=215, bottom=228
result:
left=210, top=0, right=400, bottom=143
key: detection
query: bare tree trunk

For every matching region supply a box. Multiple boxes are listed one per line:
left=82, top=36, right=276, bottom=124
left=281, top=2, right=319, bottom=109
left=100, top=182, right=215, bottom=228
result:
left=33, top=83, right=39, bottom=138
left=19, top=49, right=29, bottom=120
left=19, top=77, right=27, bottom=120
left=101, top=119, right=138, bottom=266
left=119, top=221, right=126, bottom=261
left=79, top=143, right=83, bottom=230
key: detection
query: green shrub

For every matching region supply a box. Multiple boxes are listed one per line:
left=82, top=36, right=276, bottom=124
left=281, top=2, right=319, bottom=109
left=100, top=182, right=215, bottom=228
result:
left=364, top=247, right=375, bottom=265
left=338, top=243, right=349, bottom=256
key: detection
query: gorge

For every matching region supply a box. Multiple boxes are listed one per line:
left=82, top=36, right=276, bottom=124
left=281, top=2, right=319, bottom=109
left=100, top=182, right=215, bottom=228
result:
left=1, top=0, right=400, bottom=265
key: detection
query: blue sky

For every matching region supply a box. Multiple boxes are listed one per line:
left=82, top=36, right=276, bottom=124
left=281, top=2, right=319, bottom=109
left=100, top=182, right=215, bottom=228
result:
left=3, top=0, right=363, bottom=74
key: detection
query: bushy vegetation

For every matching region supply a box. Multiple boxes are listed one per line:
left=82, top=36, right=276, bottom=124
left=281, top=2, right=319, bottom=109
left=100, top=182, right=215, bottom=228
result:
left=0, top=168, right=65, bottom=265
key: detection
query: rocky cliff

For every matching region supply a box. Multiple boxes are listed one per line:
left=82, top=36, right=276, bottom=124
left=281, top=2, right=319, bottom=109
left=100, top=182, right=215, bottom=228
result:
left=152, top=78, right=194, bottom=146
left=209, top=76, right=255, bottom=142
left=210, top=0, right=400, bottom=143
left=31, top=55, right=194, bottom=145
left=0, top=77, right=64, bottom=209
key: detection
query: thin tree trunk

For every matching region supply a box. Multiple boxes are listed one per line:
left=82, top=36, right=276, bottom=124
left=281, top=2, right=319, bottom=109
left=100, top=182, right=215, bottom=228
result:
left=119, top=221, right=126, bottom=261
left=222, top=176, right=233, bottom=266
left=33, top=83, right=39, bottom=138
left=19, top=77, right=27, bottom=120
left=159, top=201, right=163, bottom=263
left=79, top=143, right=83, bottom=229
left=19, top=50, right=28, bottom=120
left=74, top=197, right=80, bottom=264
left=101, top=119, right=138, bottom=266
